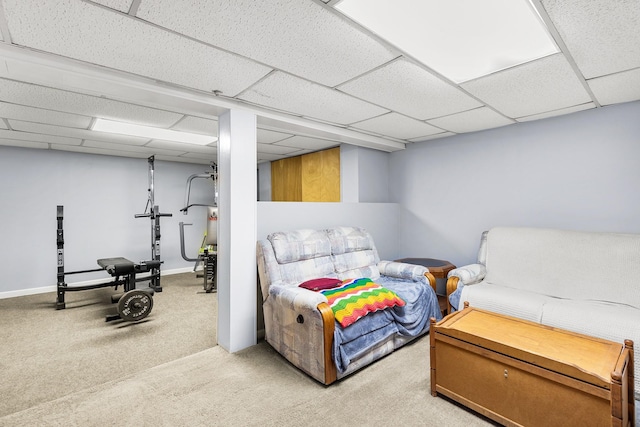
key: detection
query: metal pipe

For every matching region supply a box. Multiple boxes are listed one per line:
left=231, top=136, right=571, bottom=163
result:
left=148, top=155, right=155, bottom=208
left=179, top=222, right=199, bottom=262
left=181, top=172, right=214, bottom=214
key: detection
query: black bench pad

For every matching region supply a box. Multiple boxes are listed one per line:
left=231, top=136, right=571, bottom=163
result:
left=97, top=257, right=135, bottom=275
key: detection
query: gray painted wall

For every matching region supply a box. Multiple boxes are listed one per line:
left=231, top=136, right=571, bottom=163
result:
left=341, top=144, right=391, bottom=203
left=340, top=144, right=359, bottom=202
left=257, top=202, right=399, bottom=260
left=257, top=161, right=271, bottom=201
left=390, top=101, right=640, bottom=268
left=0, top=147, right=214, bottom=294
left=356, top=146, right=390, bottom=203
left=4, top=101, right=638, bottom=295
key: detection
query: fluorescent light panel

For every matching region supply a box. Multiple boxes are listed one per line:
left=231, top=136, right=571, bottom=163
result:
left=335, top=0, right=559, bottom=83
left=91, top=118, right=216, bottom=145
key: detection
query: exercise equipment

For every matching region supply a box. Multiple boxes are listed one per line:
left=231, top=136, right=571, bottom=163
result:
left=180, top=162, right=218, bottom=214
left=56, top=208, right=159, bottom=322
left=116, top=288, right=153, bottom=322
left=55, top=156, right=171, bottom=321
left=180, top=207, right=217, bottom=292
left=135, top=156, right=173, bottom=292
left=179, top=163, right=218, bottom=293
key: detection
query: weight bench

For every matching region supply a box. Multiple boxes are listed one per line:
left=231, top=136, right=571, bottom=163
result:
left=98, top=257, right=159, bottom=322
left=97, top=257, right=161, bottom=278
left=56, top=256, right=161, bottom=322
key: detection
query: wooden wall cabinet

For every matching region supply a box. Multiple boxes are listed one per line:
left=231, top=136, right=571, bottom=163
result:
left=271, top=147, right=340, bottom=202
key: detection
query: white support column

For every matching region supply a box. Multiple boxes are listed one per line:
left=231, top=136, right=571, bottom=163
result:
left=217, top=109, right=257, bottom=353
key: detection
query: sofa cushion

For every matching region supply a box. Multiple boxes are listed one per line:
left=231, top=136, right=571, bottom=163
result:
left=268, top=229, right=332, bottom=264
left=278, top=257, right=337, bottom=287
left=332, top=250, right=380, bottom=278
left=483, top=227, right=640, bottom=309
left=327, top=226, right=377, bottom=255
left=326, top=227, right=381, bottom=279
left=460, top=282, right=552, bottom=323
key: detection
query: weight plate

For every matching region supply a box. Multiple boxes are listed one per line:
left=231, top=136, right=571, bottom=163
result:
left=117, top=290, right=153, bottom=321
left=204, top=255, right=217, bottom=293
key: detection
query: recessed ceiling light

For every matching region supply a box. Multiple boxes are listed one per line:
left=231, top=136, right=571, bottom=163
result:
left=91, top=118, right=216, bottom=145
left=335, top=0, right=559, bottom=83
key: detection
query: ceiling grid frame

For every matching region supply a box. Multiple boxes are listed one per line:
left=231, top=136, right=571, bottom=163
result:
left=529, top=0, right=602, bottom=108
left=0, top=0, right=635, bottom=164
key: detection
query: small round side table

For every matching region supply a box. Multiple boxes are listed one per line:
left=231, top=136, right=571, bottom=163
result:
left=395, top=258, right=456, bottom=316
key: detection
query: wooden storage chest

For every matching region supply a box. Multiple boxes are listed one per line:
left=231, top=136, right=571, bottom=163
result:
left=430, top=307, right=635, bottom=427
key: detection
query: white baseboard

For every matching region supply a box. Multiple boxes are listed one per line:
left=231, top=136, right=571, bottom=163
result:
left=0, top=267, right=198, bottom=300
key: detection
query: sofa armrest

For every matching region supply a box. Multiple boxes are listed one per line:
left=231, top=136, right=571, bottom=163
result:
left=378, top=260, right=428, bottom=281
left=448, top=263, right=486, bottom=285
left=268, top=283, right=328, bottom=311
left=265, top=284, right=338, bottom=384
left=445, top=264, right=487, bottom=313
left=378, top=261, right=436, bottom=293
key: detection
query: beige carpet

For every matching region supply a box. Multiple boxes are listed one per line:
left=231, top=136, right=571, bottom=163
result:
left=8, top=273, right=633, bottom=426
left=0, top=272, right=216, bottom=418
left=0, top=335, right=493, bottom=427
left=0, top=271, right=494, bottom=426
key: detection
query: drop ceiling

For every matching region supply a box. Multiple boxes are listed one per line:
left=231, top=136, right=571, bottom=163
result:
left=0, top=0, right=638, bottom=165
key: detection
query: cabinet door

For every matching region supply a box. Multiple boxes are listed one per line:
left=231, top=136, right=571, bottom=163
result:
left=271, top=156, right=302, bottom=201
left=271, top=147, right=340, bottom=202
left=301, top=147, right=340, bottom=202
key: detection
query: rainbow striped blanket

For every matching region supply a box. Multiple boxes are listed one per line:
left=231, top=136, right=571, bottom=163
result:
left=321, top=278, right=405, bottom=327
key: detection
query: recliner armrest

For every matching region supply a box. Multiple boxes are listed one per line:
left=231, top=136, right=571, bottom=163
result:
left=378, top=260, right=428, bottom=281
left=268, top=284, right=328, bottom=311
left=265, top=283, right=336, bottom=384
left=378, top=261, right=436, bottom=293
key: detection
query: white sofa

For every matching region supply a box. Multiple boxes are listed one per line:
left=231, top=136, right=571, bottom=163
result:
left=447, top=226, right=640, bottom=395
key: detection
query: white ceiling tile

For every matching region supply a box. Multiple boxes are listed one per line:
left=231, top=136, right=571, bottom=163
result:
left=51, top=144, right=149, bottom=158
left=9, top=120, right=150, bottom=145
left=427, top=107, right=514, bottom=134
left=153, top=154, right=212, bottom=165
left=0, top=129, right=81, bottom=145
left=91, top=0, right=133, bottom=13
left=171, top=116, right=218, bottom=136
left=136, top=0, right=396, bottom=87
left=461, top=54, right=592, bottom=119
left=0, top=79, right=183, bottom=127
left=0, top=138, right=49, bottom=150
left=82, top=140, right=188, bottom=157
left=542, top=0, right=640, bottom=79
left=257, top=128, right=294, bottom=144
left=588, top=69, right=640, bottom=106
left=273, top=135, right=340, bottom=151
left=2, top=0, right=272, bottom=96
left=257, top=152, right=292, bottom=162
left=339, top=59, right=482, bottom=120
left=178, top=152, right=216, bottom=161
left=257, top=143, right=303, bottom=156
left=146, top=140, right=216, bottom=154
left=350, top=112, right=442, bottom=140
left=0, top=102, right=92, bottom=128
left=408, top=132, right=456, bottom=143
left=238, top=72, right=388, bottom=125
left=516, top=103, right=596, bottom=123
